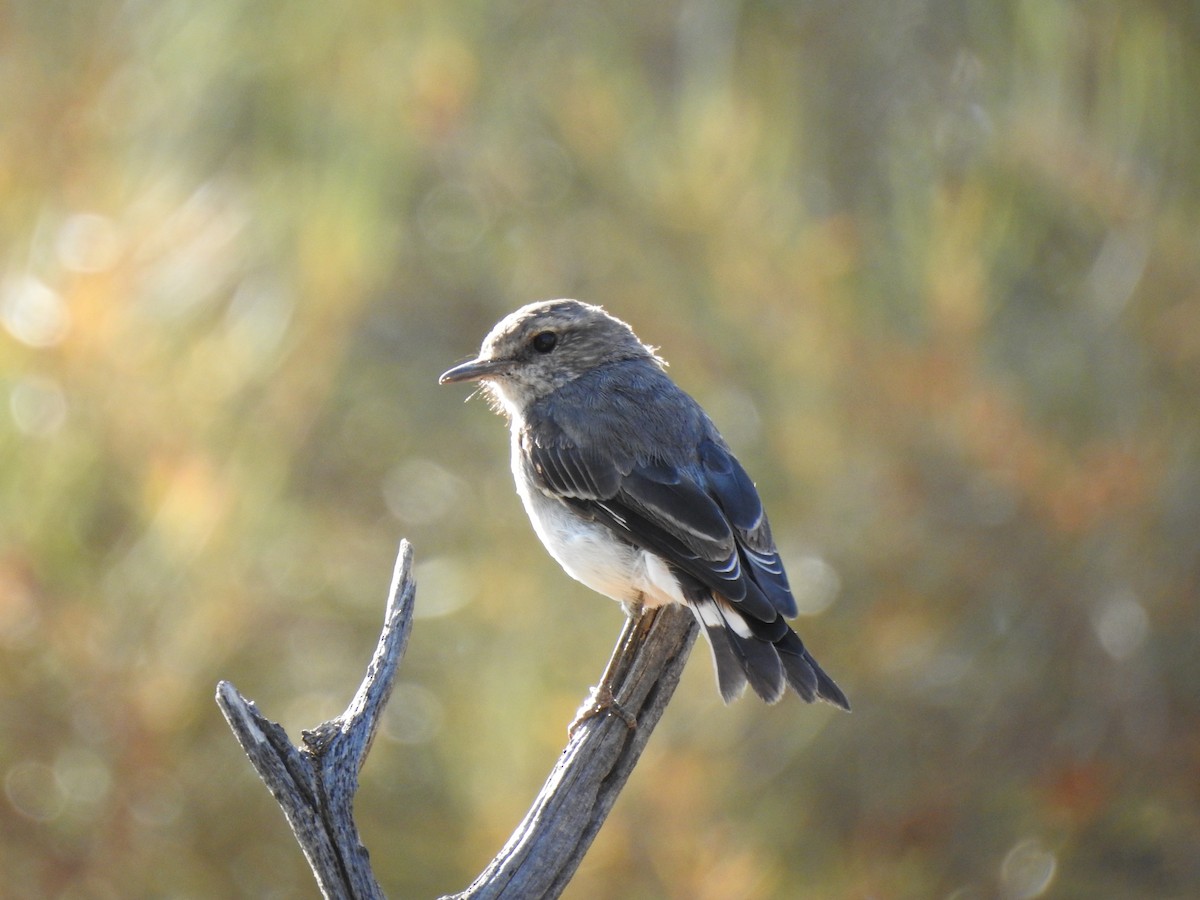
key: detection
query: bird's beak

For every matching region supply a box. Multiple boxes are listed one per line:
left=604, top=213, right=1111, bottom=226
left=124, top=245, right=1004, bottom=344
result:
left=438, top=356, right=508, bottom=384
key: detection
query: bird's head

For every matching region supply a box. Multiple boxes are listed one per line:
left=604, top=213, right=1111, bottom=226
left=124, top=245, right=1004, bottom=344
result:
left=439, top=299, right=663, bottom=416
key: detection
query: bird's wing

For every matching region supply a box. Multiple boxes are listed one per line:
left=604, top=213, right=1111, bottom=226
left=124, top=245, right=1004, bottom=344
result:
left=696, top=438, right=797, bottom=619
left=525, top=433, right=796, bottom=622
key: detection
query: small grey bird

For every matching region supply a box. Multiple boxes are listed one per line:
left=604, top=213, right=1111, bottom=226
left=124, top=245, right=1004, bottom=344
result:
left=440, top=299, right=848, bottom=710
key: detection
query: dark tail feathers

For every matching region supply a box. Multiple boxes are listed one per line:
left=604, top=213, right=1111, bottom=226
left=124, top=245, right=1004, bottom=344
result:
left=690, top=597, right=850, bottom=710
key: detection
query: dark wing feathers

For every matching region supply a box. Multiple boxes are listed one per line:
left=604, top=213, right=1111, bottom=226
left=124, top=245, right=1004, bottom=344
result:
left=526, top=425, right=849, bottom=711
left=526, top=433, right=791, bottom=623
left=700, top=440, right=799, bottom=619
left=698, top=439, right=763, bottom=531
left=530, top=442, right=619, bottom=499
left=620, top=467, right=732, bottom=554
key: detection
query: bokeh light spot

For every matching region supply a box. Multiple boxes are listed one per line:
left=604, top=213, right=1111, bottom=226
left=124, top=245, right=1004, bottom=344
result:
left=1091, top=591, right=1149, bottom=661
left=1000, top=838, right=1057, bottom=899
left=789, top=554, right=842, bottom=616
left=5, top=760, right=66, bottom=822
left=9, top=376, right=68, bottom=437
left=54, top=747, right=113, bottom=812
left=382, top=458, right=466, bottom=526
left=411, top=556, right=471, bottom=620
left=383, top=682, right=444, bottom=745
left=1, top=274, right=70, bottom=347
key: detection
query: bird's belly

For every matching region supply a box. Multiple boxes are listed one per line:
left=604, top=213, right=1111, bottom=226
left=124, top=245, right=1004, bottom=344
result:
left=518, top=483, right=685, bottom=609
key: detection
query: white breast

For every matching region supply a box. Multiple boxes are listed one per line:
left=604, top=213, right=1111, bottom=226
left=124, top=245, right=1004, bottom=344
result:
left=511, top=436, right=687, bottom=610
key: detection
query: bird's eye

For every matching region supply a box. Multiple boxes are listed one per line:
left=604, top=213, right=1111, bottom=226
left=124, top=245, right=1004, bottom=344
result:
left=532, top=331, right=558, bottom=353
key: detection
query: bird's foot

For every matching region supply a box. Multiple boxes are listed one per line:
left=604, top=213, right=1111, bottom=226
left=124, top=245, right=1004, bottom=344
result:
left=568, top=683, right=637, bottom=737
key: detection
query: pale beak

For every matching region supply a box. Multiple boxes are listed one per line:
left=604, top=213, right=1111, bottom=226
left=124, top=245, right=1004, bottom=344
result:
left=438, top=356, right=509, bottom=384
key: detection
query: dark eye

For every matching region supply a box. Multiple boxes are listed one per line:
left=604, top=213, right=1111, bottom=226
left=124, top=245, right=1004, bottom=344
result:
left=532, top=331, right=558, bottom=353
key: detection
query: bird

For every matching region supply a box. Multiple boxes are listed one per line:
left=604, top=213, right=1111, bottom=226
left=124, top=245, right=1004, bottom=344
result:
left=439, top=299, right=848, bottom=712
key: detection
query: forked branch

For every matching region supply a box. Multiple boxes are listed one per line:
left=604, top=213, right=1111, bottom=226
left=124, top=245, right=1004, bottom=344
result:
left=217, top=539, right=698, bottom=899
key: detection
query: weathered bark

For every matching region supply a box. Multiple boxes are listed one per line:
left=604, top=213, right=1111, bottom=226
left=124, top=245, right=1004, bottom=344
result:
left=217, top=539, right=698, bottom=899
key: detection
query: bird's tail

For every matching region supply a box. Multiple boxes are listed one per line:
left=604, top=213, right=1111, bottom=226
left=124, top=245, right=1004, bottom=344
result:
left=689, top=597, right=850, bottom=710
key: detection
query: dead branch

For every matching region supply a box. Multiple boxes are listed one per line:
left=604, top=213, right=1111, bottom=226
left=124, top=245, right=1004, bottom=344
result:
left=216, top=539, right=698, bottom=899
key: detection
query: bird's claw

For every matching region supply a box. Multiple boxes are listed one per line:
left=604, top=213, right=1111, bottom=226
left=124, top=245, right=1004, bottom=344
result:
left=569, top=684, right=637, bottom=737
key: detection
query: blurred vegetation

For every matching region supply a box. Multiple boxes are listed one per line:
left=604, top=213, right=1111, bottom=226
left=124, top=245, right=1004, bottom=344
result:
left=2, top=0, right=1199, bottom=897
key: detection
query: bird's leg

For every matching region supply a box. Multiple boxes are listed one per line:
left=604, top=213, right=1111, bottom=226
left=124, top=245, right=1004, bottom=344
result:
left=569, top=602, right=648, bottom=736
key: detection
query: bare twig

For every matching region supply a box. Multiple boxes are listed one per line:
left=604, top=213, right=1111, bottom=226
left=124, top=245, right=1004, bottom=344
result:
left=216, top=540, right=416, bottom=900
left=216, top=539, right=699, bottom=899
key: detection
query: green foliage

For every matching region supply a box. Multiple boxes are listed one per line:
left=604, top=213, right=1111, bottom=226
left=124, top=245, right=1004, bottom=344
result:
left=2, top=1, right=1198, bottom=896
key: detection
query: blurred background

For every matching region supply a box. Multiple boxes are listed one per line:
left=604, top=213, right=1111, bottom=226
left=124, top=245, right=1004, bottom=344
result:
left=2, top=1, right=1198, bottom=897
